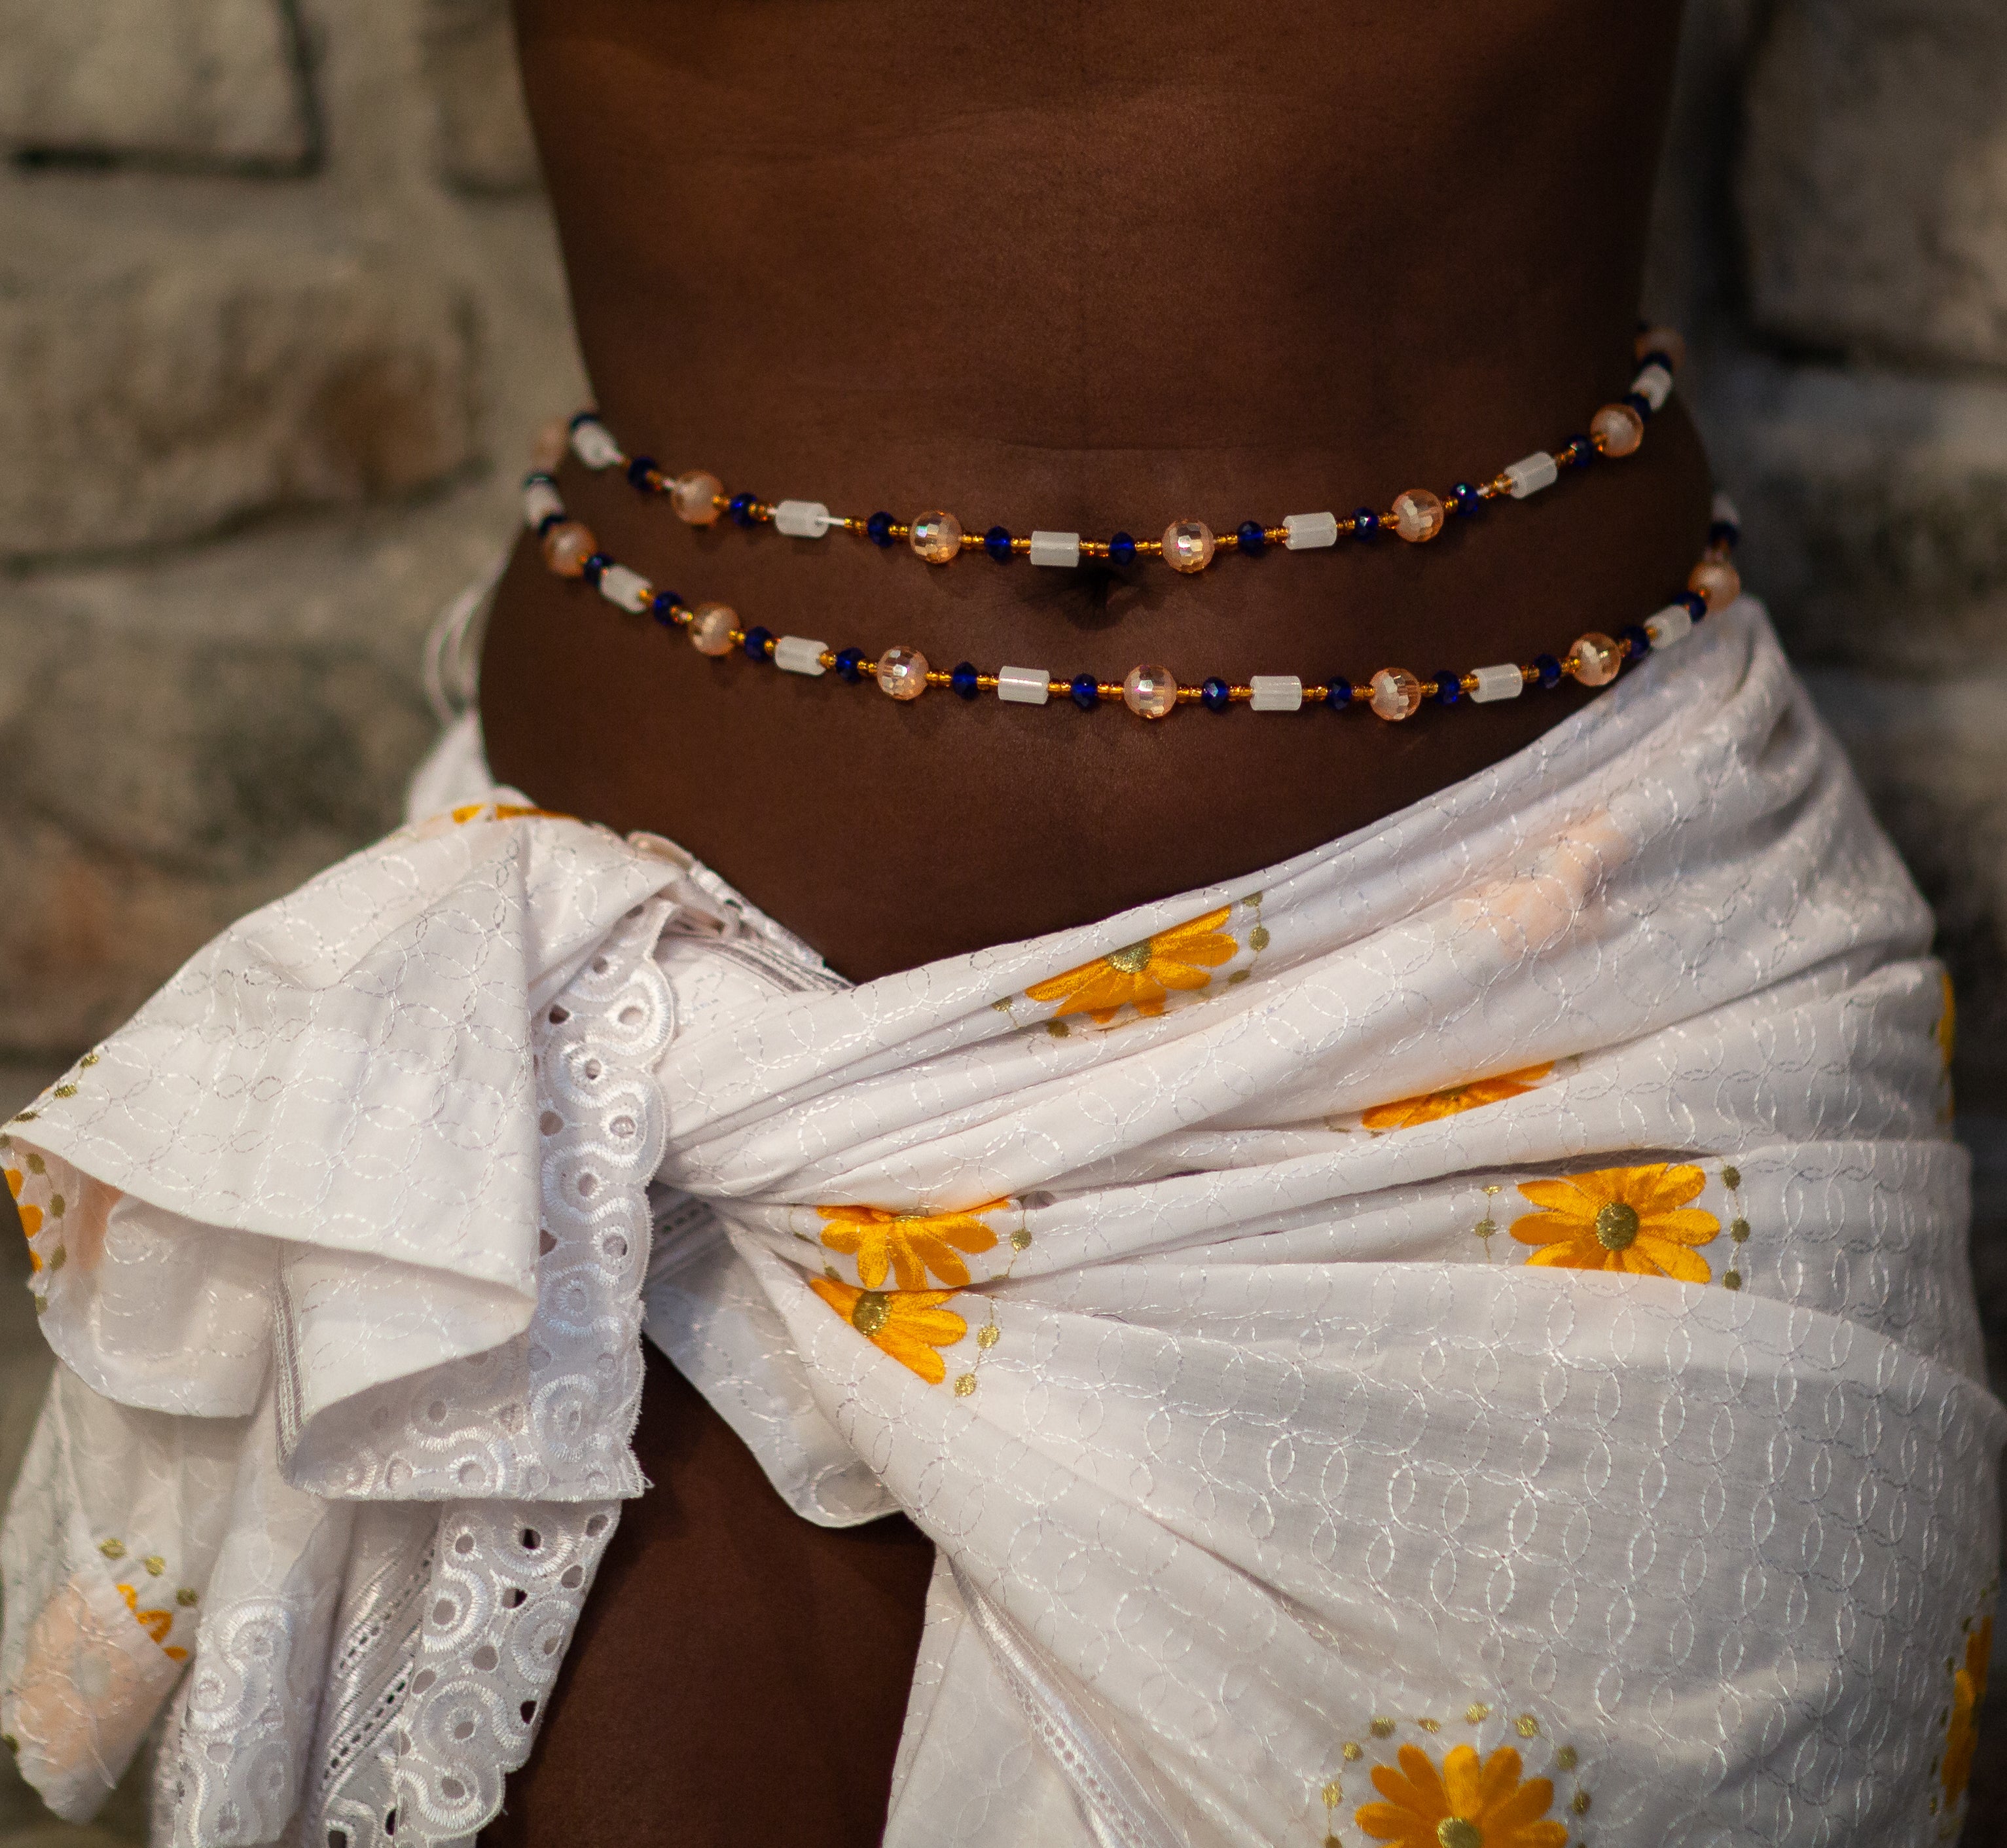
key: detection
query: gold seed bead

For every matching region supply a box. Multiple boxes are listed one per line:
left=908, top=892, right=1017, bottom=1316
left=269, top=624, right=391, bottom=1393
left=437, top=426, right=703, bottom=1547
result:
left=1461, top=672, right=1481, bottom=693
left=1265, top=526, right=1288, bottom=544
left=1229, top=684, right=1254, bottom=701
left=1047, top=679, right=1068, bottom=696
left=818, top=651, right=837, bottom=668
left=925, top=670, right=952, bottom=685
left=976, top=674, right=1000, bottom=690
left=1011, top=537, right=1032, bottom=554
left=1140, top=539, right=1164, bottom=556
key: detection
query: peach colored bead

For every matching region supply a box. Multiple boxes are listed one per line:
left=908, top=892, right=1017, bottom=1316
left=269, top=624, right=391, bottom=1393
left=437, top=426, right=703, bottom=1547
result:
left=1368, top=667, right=1423, bottom=721
left=1634, top=326, right=1687, bottom=370
left=877, top=645, right=930, bottom=699
left=1688, top=557, right=1741, bottom=611
left=688, top=602, right=737, bottom=655
left=541, top=520, right=597, bottom=578
left=1390, top=489, right=1445, bottom=543
left=1162, top=520, right=1216, bottom=573
left=909, top=512, right=963, bottom=564
left=1591, top=403, right=1644, bottom=458
left=672, top=471, right=723, bottom=524
left=1122, top=664, right=1178, bottom=720
left=530, top=419, right=570, bottom=473
left=1569, top=632, right=1622, bottom=687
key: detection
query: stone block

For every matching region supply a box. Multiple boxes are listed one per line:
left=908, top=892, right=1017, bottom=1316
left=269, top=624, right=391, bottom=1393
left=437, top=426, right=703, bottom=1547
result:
left=1741, top=0, right=2007, bottom=369
left=0, top=245, right=481, bottom=561
left=420, top=0, right=541, bottom=195
left=0, top=0, right=312, bottom=171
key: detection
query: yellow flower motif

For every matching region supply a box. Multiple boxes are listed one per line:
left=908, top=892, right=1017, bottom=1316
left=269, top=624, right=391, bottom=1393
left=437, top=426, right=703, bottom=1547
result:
left=817, top=1202, right=1002, bottom=1290
left=1356, top=1742, right=1566, bottom=1848
left=449, top=801, right=568, bottom=825
left=810, top=1277, right=968, bottom=1385
left=5, top=1167, right=42, bottom=1242
left=1944, top=1614, right=1992, bottom=1804
left=115, top=1582, right=187, bottom=1663
left=1024, top=907, right=1237, bottom=1024
left=1512, top=1163, right=1720, bottom=1282
left=1362, top=1064, right=1555, bottom=1132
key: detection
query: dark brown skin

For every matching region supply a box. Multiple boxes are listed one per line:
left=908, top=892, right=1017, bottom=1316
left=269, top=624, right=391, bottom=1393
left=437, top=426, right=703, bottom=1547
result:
left=479, top=4, right=1701, bottom=1840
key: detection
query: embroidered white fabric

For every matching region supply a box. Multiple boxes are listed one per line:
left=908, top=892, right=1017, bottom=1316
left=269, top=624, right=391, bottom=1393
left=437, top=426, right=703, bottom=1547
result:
left=1, top=600, right=2000, bottom=1847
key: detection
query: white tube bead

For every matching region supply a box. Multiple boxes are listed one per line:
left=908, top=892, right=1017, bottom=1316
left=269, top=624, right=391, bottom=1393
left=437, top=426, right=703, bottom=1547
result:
left=1710, top=492, right=1741, bottom=529
left=522, top=480, right=564, bottom=530
left=996, top=664, right=1050, bottom=706
left=1503, top=452, right=1559, bottom=499
left=1468, top=663, right=1526, bottom=703
left=1029, top=531, right=1081, bottom=568
left=773, top=635, right=829, bottom=676
left=774, top=499, right=831, bottom=538
left=598, top=564, right=651, bottom=613
left=1631, top=363, right=1673, bottom=412
left=1249, top=676, right=1303, bottom=712
left=1283, top=511, right=1339, bottom=550
left=570, top=419, right=623, bottom=470
left=1643, top=604, right=1693, bottom=650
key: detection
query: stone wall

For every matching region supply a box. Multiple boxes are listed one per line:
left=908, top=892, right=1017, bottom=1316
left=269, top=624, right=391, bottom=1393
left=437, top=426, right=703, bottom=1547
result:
left=1, top=0, right=2003, bottom=1839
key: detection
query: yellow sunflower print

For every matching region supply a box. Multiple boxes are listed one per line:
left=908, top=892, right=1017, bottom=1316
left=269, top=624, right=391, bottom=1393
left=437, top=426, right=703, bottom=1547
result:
left=1362, top=1064, right=1555, bottom=1132
left=810, top=1277, right=969, bottom=1386
left=817, top=1203, right=1002, bottom=1290
left=1512, top=1163, right=1720, bottom=1282
left=1024, top=907, right=1237, bottom=1024
left=1944, top=1613, right=1992, bottom=1804
left=1356, top=1742, right=1566, bottom=1848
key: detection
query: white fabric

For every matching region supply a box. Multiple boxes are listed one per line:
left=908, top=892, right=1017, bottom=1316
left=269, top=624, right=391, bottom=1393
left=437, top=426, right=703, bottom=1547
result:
left=1, top=600, right=1999, bottom=1848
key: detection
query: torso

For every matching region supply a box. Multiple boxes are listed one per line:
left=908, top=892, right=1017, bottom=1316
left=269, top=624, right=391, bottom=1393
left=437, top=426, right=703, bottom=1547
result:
left=482, top=0, right=1707, bottom=985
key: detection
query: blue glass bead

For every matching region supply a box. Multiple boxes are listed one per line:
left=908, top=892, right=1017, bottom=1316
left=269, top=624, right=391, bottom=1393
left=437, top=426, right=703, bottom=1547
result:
left=834, top=647, right=865, bottom=681
left=1108, top=531, right=1137, bottom=566
left=1708, top=519, right=1741, bottom=550
left=1237, top=520, right=1267, bottom=556
left=1534, top=653, right=1563, bottom=689
left=567, top=410, right=599, bottom=431
left=1640, top=348, right=1676, bottom=376
left=1434, top=670, right=1462, bottom=705
left=1564, top=435, right=1595, bottom=467
left=1448, top=482, right=1481, bottom=518
left=950, top=661, right=981, bottom=699
left=1678, top=590, right=1709, bottom=622
left=1623, top=390, right=1654, bottom=420
left=1070, top=673, right=1101, bottom=711
left=1352, top=507, right=1380, bottom=541
left=984, top=525, right=1013, bottom=562
left=742, top=626, right=773, bottom=661
left=1324, top=677, right=1353, bottom=710
left=581, top=551, right=613, bottom=587
left=728, top=493, right=759, bottom=526
left=866, top=512, right=896, bottom=547
left=1620, top=623, right=1652, bottom=659
left=650, top=590, right=681, bottom=626
left=625, top=455, right=658, bottom=491
left=1201, top=677, right=1232, bottom=712
left=534, top=511, right=564, bottom=537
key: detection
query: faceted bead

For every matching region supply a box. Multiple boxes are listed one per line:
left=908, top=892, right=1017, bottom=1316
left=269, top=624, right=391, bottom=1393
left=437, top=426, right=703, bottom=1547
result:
left=983, top=524, right=1013, bottom=561
left=1200, top=676, right=1232, bottom=712
left=1707, top=518, right=1740, bottom=551
left=1324, top=677, right=1354, bottom=709
left=1391, top=489, right=1445, bottom=543
left=541, top=520, right=598, bottom=577
left=1619, top=623, right=1652, bottom=659
left=1161, top=520, right=1216, bottom=573
left=1448, top=482, right=1482, bottom=518
left=1368, top=668, right=1423, bottom=721
left=1432, top=670, right=1462, bottom=704
left=1591, top=403, right=1644, bottom=457
left=1569, top=632, right=1622, bottom=687
left=671, top=471, right=723, bottom=524
left=909, top=511, right=963, bottom=564
left=1688, top=557, right=1741, bottom=611
left=1070, top=673, right=1102, bottom=710
left=579, top=551, right=613, bottom=586
left=1236, top=520, right=1267, bottom=556
left=649, top=590, right=681, bottom=626
left=626, top=454, right=659, bottom=491
left=1634, top=325, right=1687, bottom=371
left=1678, top=591, right=1709, bottom=622
left=742, top=625, right=774, bottom=661
left=877, top=646, right=930, bottom=698
left=1623, top=390, right=1654, bottom=420
left=950, top=661, right=981, bottom=699
left=1562, top=435, right=1596, bottom=467
left=727, top=493, right=760, bottom=526
left=866, top=511, right=897, bottom=547
left=1108, top=532, right=1138, bottom=566
left=1534, top=653, right=1563, bottom=688
left=530, top=420, right=570, bottom=473
left=1352, top=506, right=1381, bottom=539
left=688, top=602, right=738, bottom=655
left=833, top=647, right=865, bottom=681
left=1123, top=664, right=1178, bottom=719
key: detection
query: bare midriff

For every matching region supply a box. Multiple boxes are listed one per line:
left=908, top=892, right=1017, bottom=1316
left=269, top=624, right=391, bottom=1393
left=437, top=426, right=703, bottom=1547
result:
left=483, top=0, right=1706, bottom=988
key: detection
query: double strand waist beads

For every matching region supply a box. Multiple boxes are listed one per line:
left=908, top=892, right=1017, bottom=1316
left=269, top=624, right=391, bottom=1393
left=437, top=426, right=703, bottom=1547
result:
left=521, top=458, right=1744, bottom=724
left=533, top=327, right=1688, bottom=577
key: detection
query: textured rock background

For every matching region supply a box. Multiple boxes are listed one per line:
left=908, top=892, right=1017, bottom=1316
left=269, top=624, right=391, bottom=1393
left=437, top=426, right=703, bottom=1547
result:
left=1, top=0, right=2003, bottom=1838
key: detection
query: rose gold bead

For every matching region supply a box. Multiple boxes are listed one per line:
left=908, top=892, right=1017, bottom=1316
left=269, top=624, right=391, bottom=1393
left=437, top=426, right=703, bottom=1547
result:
left=1390, top=489, right=1445, bottom=543
left=1687, top=557, right=1741, bottom=611
left=671, top=471, right=723, bottom=524
left=877, top=645, right=930, bottom=699
left=1569, top=632, right=1622, bottom=687
left=909, top=512, right=963, bottom=564
left=1122, top=664, right=1178, bottom=720
left=530, top=419, right=570, bottom=473
left=1161, top=520, right=1216, bottom=573
left=1368, top=668, right=1423, bottom=721
left=1634, top=326, right=1687, bottom=370
left=541, top=520, right=597, bottom=577
left=1591, top=403, right=1645, bottom=458
left=688, top=602, right=737, bottom=655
